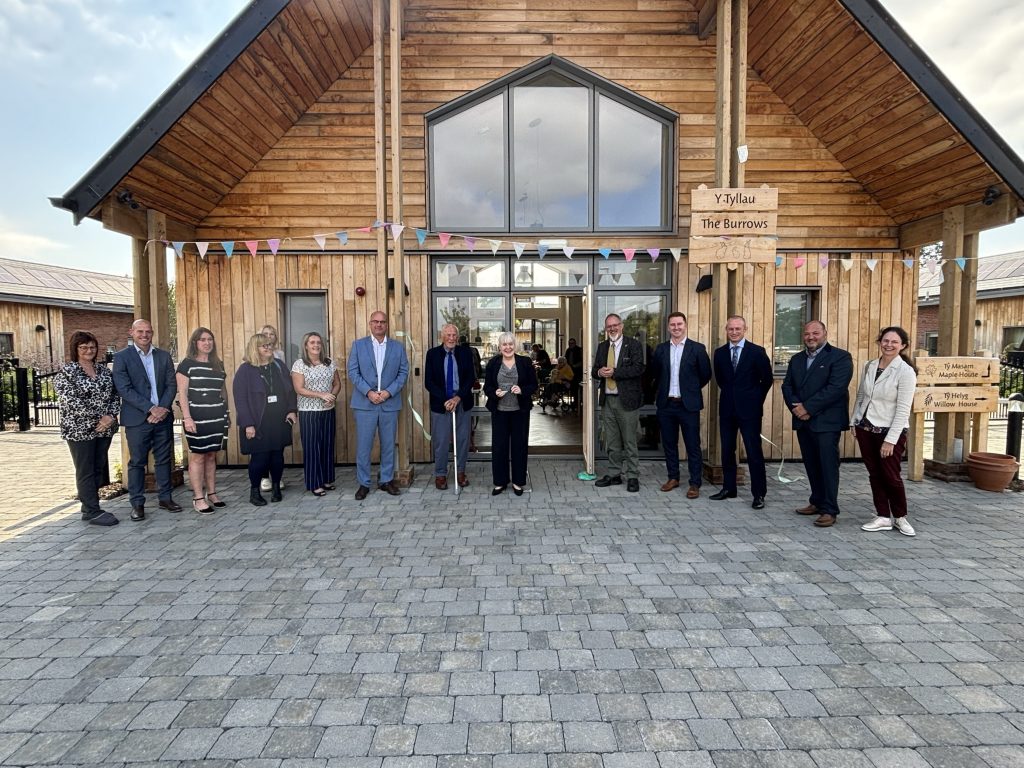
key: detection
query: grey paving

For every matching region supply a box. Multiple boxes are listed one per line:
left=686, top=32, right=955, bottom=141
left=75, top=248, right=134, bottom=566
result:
left=1, top=425, right=1023, bottom=766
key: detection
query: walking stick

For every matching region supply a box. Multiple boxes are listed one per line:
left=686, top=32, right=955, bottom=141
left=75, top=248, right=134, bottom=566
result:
left=451, top=408, right=460, bottom=498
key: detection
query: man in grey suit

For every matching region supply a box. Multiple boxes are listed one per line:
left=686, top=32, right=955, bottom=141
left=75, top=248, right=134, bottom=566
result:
left=592, top=313, right=646, bottom=492
left=112, top=319, right=179, bottom=521
left=347, top=310, right=409, bottom=500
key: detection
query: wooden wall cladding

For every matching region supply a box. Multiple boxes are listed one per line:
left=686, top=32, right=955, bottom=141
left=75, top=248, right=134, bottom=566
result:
left=0, top=302, right=64, bottom=368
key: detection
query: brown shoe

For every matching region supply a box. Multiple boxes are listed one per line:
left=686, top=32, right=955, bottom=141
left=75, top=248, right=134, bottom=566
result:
left=686, top=485, right=700, bottom=499
left=355, top=485, right=369, bottom=500
left=435, top=476, right=448, bottom=490
left=660, top=479, right=680, bottom=492
left=813, top=514, right=836, bottom=527
left=795, top=503, right=818, bottom=515
left=379, top=480, right=401, bottom=496
left=457, top=473, right=469, bottom=488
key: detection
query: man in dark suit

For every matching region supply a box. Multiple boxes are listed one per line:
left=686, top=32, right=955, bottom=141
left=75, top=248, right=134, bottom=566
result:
left=781, top=320, right=853, bottom=527
left=348, top=310, right=410, bottom=500
left=592, top=313, right=646, bottom=492
left=652, top=312, right=712, bottom=498
left=112, top=318, right=179, bottom=521
left=426, top=324, right=476, bottom=489
left=710, top=315, right=775, bottom=509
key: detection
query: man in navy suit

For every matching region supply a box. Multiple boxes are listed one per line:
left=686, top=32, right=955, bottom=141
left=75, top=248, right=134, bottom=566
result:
left=425, top=323, right=475, bottom=489
left=347, top=310, right=409, bottom=500
left=651, top=312, right=712, bottom=498
left=781, top=320, right=853, bottom=527
left=112, top=319, right=179, bottom=521
left=710, top=316, right=775, bottom=509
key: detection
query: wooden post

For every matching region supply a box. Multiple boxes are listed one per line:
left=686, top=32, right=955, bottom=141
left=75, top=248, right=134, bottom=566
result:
left=372, top=0, right=388, bottom=305
left=955, top=233, right=979, bottom=447
left=147, top=210, right=169, bottom=349
left=132, top=238, right=151, bottom=323
left=932, top=205, right=964, bottom=463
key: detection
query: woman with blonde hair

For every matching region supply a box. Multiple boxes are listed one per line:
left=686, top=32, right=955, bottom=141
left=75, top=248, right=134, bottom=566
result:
left=291, top=332, right=341, bottom=496
left=176, top=327, right=229, bottom=513
left=484, top=331, right=538, bottom=496
left=233, top=333, right=297, bottom=506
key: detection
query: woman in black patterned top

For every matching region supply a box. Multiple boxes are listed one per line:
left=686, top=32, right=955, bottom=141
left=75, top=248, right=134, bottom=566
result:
left=176, top=327, right=229, bottom=514
left=53, top=330, right=121, bottom=526
left=290, top=332, right=341, bottom=496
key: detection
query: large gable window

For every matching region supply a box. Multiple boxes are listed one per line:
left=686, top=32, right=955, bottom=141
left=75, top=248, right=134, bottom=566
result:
left=427, top=56, right=675, bottom=234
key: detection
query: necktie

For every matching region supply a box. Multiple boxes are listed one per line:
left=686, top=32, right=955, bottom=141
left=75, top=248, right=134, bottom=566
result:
left=606, top=341, right=616, bottom=389
left=445, top=351, right=454, bottom=399
left=731, top=345, right=739, bottom=371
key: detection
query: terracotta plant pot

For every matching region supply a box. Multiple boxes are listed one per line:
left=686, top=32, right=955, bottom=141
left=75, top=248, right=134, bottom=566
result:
left=966, top=452, right=1020, bottom=493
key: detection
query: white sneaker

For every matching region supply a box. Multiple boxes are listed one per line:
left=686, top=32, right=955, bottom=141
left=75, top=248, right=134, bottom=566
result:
left=260, top=478, right=272, bottom=492
left=861, top=516, right=893, bottom=532
left=894, top=517, right=916, bottom=537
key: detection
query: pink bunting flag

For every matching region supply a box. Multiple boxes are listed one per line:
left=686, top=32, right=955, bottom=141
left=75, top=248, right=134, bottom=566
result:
left=314, top=234, right=326, bottom=251
left=794, top=257, right=805, bottom=268
left=819, top=255, right=830, bottom=268
left=171, top=242, right=185, bottom=259
left=669, top=248, right=681, bottom=262
left=197, top=242, right=209, bottom=260
left=647, top=248, right=660, bottom=262
left=489, top=239, right=502, bottom=254
left=358, top=226, right=373, bottom=233
left=563, top=246, right=575, bottom=259
left=390, top=223, right=405, bottom=240
left=464, top=236, right=476, bottom=252
left=267, top=238, right=281, bottom=255
left=623, top=248, right=635, bottom=262
left=245, top=240, right=259, bottom=257
left=439, top=233, right=452, bottom=248
left=513, top=242, right=525, bottom=258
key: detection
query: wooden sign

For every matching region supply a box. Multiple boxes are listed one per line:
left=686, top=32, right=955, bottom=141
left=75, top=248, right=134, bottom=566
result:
left=691, top=185, right=778, bottom=212
left=688, top=236, right=777, bottom=264
left=912, top=386, right=999, bottom=413
left=691, top=211, right=778, bottom=237
left=914, top=357, right=1000, bottom=385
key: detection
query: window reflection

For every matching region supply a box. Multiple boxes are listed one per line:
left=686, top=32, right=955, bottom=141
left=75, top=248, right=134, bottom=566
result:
left=598, top=95, right=666, bottom=228
left=596, top=259, right=669, bottom=288
left=513, top=259, right=589, bottom=288
left=434, top=260, right=507, bottom=289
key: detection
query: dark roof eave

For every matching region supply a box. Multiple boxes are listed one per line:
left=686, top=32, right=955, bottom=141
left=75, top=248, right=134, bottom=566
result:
left=840, top=0, right=1024, bottom=206
left=51, top=0, right=290, bottom=225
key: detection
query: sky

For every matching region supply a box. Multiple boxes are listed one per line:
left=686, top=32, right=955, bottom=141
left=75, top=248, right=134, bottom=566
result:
left=1, top=0, right=1022, bottom=278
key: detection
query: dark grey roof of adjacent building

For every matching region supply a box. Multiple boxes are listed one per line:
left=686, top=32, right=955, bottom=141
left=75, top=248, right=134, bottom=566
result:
left=919, top=250, right=1024, bottom=304
left=0, top=257, right=134, bottom=311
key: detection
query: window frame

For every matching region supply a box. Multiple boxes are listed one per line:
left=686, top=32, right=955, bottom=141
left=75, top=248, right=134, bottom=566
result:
left=278, top=290, right=329, bottom=368
left=426, top=55, right=677, bottom=235
left=772, top=287, right=821, bottom=375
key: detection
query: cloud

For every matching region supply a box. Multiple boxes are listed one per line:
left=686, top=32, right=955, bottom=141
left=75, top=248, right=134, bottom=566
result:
left=0, top=221, right=70, bottom=255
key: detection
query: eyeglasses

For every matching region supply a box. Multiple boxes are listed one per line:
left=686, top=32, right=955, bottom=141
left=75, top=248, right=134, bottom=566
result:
left=77, top=344, right=98, bottom=350
left=259, top=344, right=274, bottom=349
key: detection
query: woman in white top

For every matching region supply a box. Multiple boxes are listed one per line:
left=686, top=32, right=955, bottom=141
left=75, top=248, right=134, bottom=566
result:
left=291, top=332, right=341, bottom=496
left=852, top=326, right=917, bottom=536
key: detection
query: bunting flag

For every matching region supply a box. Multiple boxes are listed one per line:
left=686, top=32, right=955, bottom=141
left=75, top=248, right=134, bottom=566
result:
left=314, top=234, right=327, bottom=250
left=841, top=258, right=853, bottom=272
left=171, top=241, right=185, bottom=259
left=865, top=258, right=878, bottom=272
left=669, top=248, right=681, bottom=262
left=928, top=259, right=939, bottom=275
left=489, top=239, right=502, bottom=255
left=793, top=256, right=805, bottom=268
left=464, top=236, right=476, bottom=252
left=513, top=242, right=525, bottom=258
left=358, top=226, right=373, bottom=233
left=598, top=248, right=612, bottom=259
left=537, top=244, right=549, bottom=259
left=819, top=255, right=830, bottom=268
left=903, top=257, right=914, bottom=268
left=439, top=232, right=452, bottom=247
left=197, top=241, right=209, bottom=260
left=245, top=240, right=259, bottom=257
left=955, top=256, right=966, bottom=270
left=268, top=238, right=281, bottom=255
left=390, top=223, right=405, bottom=240
left=416, top=229, right=428, bottom=246
left=336, top=231, right=348, bottom=246
left=775, top=256, right=783, bottom=267
left=647, top=248, right=660, bottom=262
left=563, top=246, right=575, bottom=259
left=221, top=241, right=234, bottom=258
left=623, top=248, right=635, bottom=262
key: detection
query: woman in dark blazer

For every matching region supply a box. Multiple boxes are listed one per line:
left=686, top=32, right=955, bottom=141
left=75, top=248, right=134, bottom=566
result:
left=484, top=332, right=538, bottom=496
left=233, top=333, right=298, bottom=506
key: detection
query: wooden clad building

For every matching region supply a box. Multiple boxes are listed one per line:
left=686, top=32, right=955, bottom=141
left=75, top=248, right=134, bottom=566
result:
left=52, top=0, right=1024, bottom=472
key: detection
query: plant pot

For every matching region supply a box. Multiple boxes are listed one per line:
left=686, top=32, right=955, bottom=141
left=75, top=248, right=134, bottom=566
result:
left=966, top=452, right=1020, bottom=492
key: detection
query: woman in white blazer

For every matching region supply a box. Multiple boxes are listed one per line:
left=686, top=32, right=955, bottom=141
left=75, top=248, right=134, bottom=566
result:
left=852, top=326, right=917, bottom=536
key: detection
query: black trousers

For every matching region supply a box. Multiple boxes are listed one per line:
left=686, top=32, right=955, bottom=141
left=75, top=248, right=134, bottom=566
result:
left=248, top=450, right=285, bottom=488
left=491, top=409, right=529, bottom=487
left=720, top=409, right=767, bottom=498
left=66, top=436, right=113, bottom=515
left=796, top=428, right=842, bottom=516
left=125, top=421, right=174, bottom=508
left=658, top=401, right=703, bottom=487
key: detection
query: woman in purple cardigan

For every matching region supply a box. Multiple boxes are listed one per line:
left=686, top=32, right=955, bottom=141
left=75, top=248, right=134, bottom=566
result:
left=233, top=333, right=297, bottom=506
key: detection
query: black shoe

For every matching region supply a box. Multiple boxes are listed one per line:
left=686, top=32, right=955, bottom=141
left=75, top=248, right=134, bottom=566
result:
left=271, top=483, right=283, bottom=503
left=88, top=512, right=119, bottom=526
left=595, top=475, right=622, bottom=488
left=709, top=489, right=737, bottom=501
left=492, top=485, right=506, bottom=496
left=158, top=498, right=183, bottom=513
left=81, top=510, right=101, bottom=522
left=379, top=481, right=401, bottom=496
left=207, top=493, right=227, bottom=508
left=752, top=496, right=765, bottom=510
left=627, top=478, right=639, bottom=493
left=355, top=486, right=370, bottom=500
left=130, top=506, right=145, bottom=521
left=250, top=488, right=268, bottom=507
left=512, top=485, right=524, bottom=496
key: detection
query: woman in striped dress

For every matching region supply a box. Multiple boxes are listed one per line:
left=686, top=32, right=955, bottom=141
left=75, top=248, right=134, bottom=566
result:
left=290, top=332, right=340, bottom=496
left=176, top=327, right=229, bottom=513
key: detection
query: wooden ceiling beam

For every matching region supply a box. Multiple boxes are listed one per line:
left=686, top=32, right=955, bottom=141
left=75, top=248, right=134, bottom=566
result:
left=697, top=0, right=717, bottom=40
left=898, top=192, right=1016, bottom=248
left=100, top=198, right=197, bottom=243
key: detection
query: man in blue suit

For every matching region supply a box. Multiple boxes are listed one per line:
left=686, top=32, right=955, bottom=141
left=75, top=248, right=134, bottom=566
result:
left=651, top=312, right=712, bottom=498
left=781, top=320, right=853, bottom=528
left=112, top=319, right=179, bottom=521
left=710, top=316, right=775, bottom=509
left=347, top=310, right=409, bottom=500
left=425, top=323, right=475, bottom=490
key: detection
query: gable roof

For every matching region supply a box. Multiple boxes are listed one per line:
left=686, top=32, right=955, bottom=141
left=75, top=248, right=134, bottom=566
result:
left=51, top=0, right=1024, bottom=230
left=0, top=258, right=134, bottom=311
left=918, top=250, right=1024, bottom=304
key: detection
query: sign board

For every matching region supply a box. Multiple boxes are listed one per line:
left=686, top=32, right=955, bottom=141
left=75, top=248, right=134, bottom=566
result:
left=914, top=357, right=1000, bottom=385
left=691, top=211, right=777, bottom=238
left=912, top=386, right=999, bottom=413
left=691, top=185, right=778, bottom=212
left=688, top=236, right=777, bottom=264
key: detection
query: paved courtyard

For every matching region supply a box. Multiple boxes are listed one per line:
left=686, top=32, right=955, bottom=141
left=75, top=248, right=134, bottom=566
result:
left=0, top=427, right=1022, bottom=767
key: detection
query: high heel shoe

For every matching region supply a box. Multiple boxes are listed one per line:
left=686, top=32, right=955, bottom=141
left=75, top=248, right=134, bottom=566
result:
left=323, top=484, right=335, bottom=491
left=207, top=493, right=226, bottom=508
left=512, top=485, right=524, bottom=496
left=192, top=497, right=214, bottom=514
left=312, top=488, right=326, bottom=497
left=492, top=485, right=506, bottom=496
